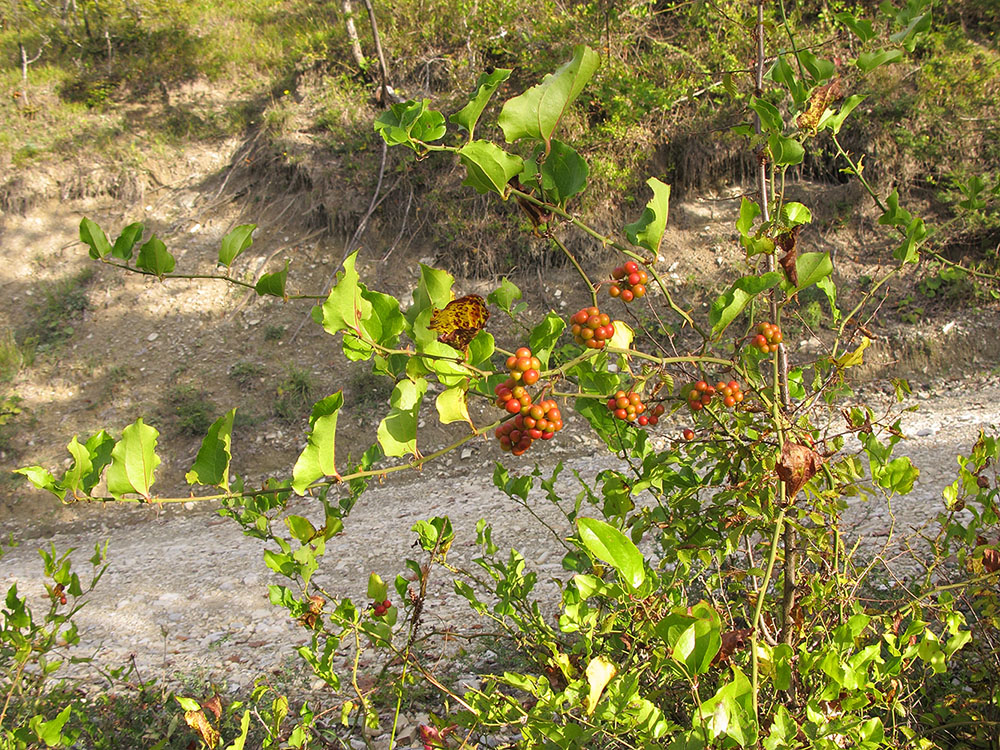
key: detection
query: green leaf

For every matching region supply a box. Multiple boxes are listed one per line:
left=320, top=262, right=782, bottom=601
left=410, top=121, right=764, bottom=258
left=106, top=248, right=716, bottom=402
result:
left=835, top=11, right=876, bottom=42
left=14, top=465, right=63, bottom=500
left=749, top=98, right=783, bottom=133
left=377, top=377, right=428, bottom=458
left=319, top=252, right=373, bottom=336
left=255, top=259, right=289, bottom=298
left=498, top=45, right=599, bottom=148
left=106, top=418, right=161, bottom=499
left=374, top=99, right=446, bottom=150
left=35, top=704, right=72, bottom=746
left=624, top=178, right=671, bottom=255
left=488, top=278, right=522, bottom=313
left=136, top=236, right=176, bottom=276
left=286, top=515, right=316, bottom=543
left=112, top=222, right=144, bottom=261
left=768, top=133, right=805, bottom=166
left=80, top=218, right=111, bottom=259
left=709, top=272, right=783, bottom=338
left=458, top=140, right=524, bottom=196
left=367, top=572, right=388, bottom=601
left=522, top=140, right=589, bottom=207
left=780, top=252, right=833, bottom=293
left=671, top=606, right=722, bottom=676
left=528, top=312, right=566, bottom=370
left=893, top=218, right=926, bottom=264
left=185, top=409, right=235, bottom=490
left=819, top=94, right=866, bottom=135
left=779, top=202, right=811, bottom=227
left=405, top=264, right=454, bottom=346
left=219, top=224, right=256, bottom=268
left=292, top=392, right=345, bottom=494
left=769, top=55, right=805, bottom=106
left=736, top=197, right=761, bottom=238
left=450, top=68, right=513, bottom=139
left=856, top=49, right=904, bottom=73
left=436, top=384, right=472, bottom=426
left=797, top=50, right=836, bottom=82
left=576, top=517, right=645, bottom=589
left=878, top=189, right=912, bottom=228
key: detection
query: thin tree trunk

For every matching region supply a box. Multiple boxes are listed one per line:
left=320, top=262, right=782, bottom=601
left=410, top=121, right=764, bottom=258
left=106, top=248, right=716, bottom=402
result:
left=360, top=0, right=392, bottom=104
left=341, top=0, right=365, bottom=71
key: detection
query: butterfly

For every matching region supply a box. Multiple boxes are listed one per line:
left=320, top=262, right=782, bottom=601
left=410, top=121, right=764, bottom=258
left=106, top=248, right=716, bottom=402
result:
left=428, top=294, right=490, bottom=352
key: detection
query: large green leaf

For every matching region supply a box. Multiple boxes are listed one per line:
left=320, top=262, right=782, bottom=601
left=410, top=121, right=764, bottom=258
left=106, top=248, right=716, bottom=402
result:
left=498, top=45, right=599, bottom=148
left=405, top=264, right=455, bottom=345
left=528, top=312, right=566, bottom=370
left=450, top=68, right=513, bottom=139
left=319, top=252, right=372, bottom=336
left=80, top=218, right=111, bottom=259
left=136, top=236, right=176, bottom=276
left=749, top=98, right=783, bottom=133
left=436, top=383, right=472, bottom=426
left=709, top=272, right=783, bottom=338
left=780, top=252, right=833, bottom=293
left=292, top=392, right=345, bottom=494
left=377, top=377, right=428, bottom=458
left=521, top=140, right=589, bottom=207
left=219, top=224, right=256, bottom=268
left=112, top=222, right=144, bottom=261
left=768, top=133, right=805, bottom=166
left=856, top=48, right=904, bottom=73
left=106, top=418, right=161, bottom=499
left=458, top=140, right=524, bottom=196
left=835, top=11, right=876, bottom=43
left=185, top=409, right=236, bottom=490
left=819, top=94, right=866, bottom=135
left=624, top=178, right=671, bottom=255
left=577, top=517, right=645, bottom=590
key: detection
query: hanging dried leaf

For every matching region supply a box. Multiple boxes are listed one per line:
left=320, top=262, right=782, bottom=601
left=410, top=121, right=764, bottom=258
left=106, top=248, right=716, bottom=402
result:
left=201, top=695, right=222, bottom=721
left=777, top=225, right=801, bottom=288
left=711, top=628, right=752, bottom=666
left=183, top=708, right=220, bottom=748
left=776, top=441, right=823, bottom=499
left=796, top=79, right=844, bottom=132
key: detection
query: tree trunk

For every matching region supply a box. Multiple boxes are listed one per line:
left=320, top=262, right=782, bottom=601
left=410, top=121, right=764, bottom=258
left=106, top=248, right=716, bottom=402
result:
left=341, top=0, right=365, bottom=71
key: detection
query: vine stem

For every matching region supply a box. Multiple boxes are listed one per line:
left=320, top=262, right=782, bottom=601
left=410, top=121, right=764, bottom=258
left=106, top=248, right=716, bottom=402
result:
left=548, top=234, right=598, bottom=306
left=751, top=503, right=786, bottom=722
left=101, top=260, right=328, bottom=300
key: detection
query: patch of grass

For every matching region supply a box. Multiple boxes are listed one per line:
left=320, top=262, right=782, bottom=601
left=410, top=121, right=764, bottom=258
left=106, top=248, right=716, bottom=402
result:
left=19, top=268, right=94, bottom=354
left=274, top=366, right=314, bottom=421
left=263, top=324, right=286, bottom=342
left=0, top=328, right=22, bottom=383
left=228, top=360, right=265, bottom=390
left=348, top=370, right=392, bottom=417
left=163, top=385, right=216, bottom=437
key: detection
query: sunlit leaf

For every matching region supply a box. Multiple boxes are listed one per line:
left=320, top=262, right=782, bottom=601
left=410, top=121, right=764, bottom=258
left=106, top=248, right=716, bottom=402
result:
left=185, top=409, right=235, bottom=490
left=219, top=224, right=256, bottom=268
left=450, top=68, right=513, bottom=139
left=292, top=392, right=345, bottom=494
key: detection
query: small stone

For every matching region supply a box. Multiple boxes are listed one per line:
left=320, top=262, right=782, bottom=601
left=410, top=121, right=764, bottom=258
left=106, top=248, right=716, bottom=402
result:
left=460, top=448, right=473, bottom=459
left=147, top=332, right=159, bottom=342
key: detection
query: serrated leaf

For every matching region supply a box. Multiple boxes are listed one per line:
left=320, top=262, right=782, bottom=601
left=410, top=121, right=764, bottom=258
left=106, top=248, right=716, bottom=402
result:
left=255, top=259, right=289, bottom=298
left=291, top=392, right=345, bottom=494
left=80, top=218, right=111, bottom=259
left=450, top=68, right=513, bottom=139
left=219, top=224, right=256, bottom=268
left=112, top=222, right=144, bottom=261
left=436, top=384, right=472, bottom=427
left=458, top=140, right=524, bottom=196
left=136, top=236, right=175, bottom=276
left=577, top=517, right=645, bottom=589
left=624, top=178, right=671, bottom=255
left=709, top=273, right=783, bottom=338
left=106, top=418, right=160, bottom=499
left=498, top=45, right=599, bottom=148
left=185, top=409, right=235, bottom=490
left=377, top=378, right=428, bottom=458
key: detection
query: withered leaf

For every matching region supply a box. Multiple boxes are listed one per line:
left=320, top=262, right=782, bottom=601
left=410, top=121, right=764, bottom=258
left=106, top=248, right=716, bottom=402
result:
left=777, top=225, right=801, bottom=288
left=183, top=709, right=220, bottom=748
left=201, top=695, right=222, bottom=721
left=796, top=79, right=844, bottom=132
left=429, top=294, right=490, bottom=352
left=712, top=628, right=753, bottom=666
left=776, top=441, right=823, bottom=500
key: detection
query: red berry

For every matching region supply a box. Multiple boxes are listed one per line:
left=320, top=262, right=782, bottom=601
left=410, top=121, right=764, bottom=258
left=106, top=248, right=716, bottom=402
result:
left=624, top=261, right=639, bottom=274
left=505, top=399, right=521, bottom=414
left=383, top=599, right=391, bottom=608
left=724, top=395, right=736, bottom=408
left=632, top=284, right=646, bottom=298
left=695, top=381, right=708, bottom=393
left=609, top=284, right=621, bottom=297
left=682, top=428, right=694, bottom=441
left=620, top=289, right=634, bottom=302
left=515, top=347, right=531, bottom=359
left=522, top=369, right=539, bottom=385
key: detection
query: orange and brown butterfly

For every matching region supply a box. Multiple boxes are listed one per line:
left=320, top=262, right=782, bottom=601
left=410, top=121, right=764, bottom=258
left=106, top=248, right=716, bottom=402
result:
left=429, top=294, right=490, bottom=352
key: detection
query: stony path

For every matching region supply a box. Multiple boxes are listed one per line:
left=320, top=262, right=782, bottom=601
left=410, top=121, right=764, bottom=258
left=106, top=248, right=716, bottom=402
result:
left=2, top=375, right=999, bottom=740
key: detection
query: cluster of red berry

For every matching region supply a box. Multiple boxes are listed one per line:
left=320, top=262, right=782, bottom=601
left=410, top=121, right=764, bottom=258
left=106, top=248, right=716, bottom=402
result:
left=570, top=306, right=615, bottom=349
left=371, top=599, right=392, bottom=617
left=495, top=399, right=563, bottom=455
left=505, top=346, right=542, bottom=385
left=608, top=261, right=649, bottom=302
left=752, top=322, right=783, bottom=353
left=687, top=379, right=744, bottom=411
left=606, top=390, right=665, bottom=426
